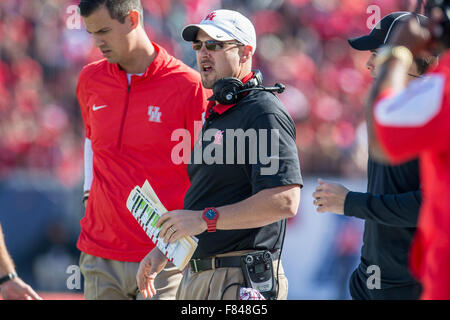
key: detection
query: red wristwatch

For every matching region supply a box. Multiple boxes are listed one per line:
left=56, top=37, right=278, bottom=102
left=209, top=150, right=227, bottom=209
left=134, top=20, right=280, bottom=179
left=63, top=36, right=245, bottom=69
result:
left=202, top=207, right=219, bottom=232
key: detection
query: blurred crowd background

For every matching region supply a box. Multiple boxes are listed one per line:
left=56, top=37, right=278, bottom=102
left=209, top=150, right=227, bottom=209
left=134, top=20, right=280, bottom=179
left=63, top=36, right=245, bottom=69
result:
left=0, top=0, right=418, bottom=299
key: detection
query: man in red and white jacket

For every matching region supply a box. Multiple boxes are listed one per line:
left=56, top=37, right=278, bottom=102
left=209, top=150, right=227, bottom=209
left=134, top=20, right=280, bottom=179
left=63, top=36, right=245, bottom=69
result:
left=366, top=5, right=450, bottom=299
left=76, top=0, right=209, bottom=300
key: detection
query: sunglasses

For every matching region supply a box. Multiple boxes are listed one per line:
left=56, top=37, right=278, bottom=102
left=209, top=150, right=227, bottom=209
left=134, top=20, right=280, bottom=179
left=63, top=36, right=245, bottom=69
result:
left=192, top=40, right=244, bottom=51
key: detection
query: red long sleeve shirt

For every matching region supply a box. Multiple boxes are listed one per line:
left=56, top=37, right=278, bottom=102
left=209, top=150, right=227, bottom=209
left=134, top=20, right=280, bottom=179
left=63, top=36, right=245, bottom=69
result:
left=373, top=52, right=450, bottom=299
left=76, top=42, right=210, bottom=262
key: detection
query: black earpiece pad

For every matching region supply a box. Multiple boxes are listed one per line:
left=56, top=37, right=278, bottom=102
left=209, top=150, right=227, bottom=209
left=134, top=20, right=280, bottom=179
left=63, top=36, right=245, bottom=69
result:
left=212, top=78, right=244, bottom=105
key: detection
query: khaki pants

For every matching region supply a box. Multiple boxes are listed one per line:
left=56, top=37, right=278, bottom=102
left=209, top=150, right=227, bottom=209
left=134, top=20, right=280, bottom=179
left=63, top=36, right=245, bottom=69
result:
left=79, top=252, right=182, bottom=300
left=176, top=251, right=288, bottom=300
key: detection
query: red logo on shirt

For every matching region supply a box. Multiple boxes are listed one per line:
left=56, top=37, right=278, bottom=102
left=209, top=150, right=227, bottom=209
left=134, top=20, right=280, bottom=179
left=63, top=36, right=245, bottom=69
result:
left=204, top=12, right=216, bottom=21
left=214, top=130, right=224, bottom=145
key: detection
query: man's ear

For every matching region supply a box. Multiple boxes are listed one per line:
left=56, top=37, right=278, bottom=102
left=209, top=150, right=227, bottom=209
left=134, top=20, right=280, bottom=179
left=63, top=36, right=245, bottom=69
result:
left=128, top=10, right=140, bottom=30
left=240, top=45, right=253, bottom=63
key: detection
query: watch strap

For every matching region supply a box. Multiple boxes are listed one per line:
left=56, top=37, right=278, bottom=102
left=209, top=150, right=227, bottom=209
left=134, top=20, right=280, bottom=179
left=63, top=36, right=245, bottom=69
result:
left=203, top=207, right=219, bottom=233
left=0, top=272, right=18, bottom=285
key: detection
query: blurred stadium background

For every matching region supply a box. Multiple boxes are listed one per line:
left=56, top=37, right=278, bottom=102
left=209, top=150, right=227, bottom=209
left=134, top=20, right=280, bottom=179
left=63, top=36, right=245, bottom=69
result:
left=0, top=0, right=418, bottom=300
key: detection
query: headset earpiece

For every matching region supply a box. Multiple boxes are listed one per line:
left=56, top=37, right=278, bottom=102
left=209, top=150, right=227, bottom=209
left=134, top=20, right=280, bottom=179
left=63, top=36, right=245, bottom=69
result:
left=209, top=70, right=285, bottom=105
left=253, top=70, right=263, bottom=86
left=211, top=77, right=244, bottom=105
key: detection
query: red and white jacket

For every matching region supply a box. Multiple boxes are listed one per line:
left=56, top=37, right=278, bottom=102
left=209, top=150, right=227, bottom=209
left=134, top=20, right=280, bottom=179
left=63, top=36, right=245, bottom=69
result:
left=76, top=42, right=210, bottom=262
left=374, top=52, right=450, bottom=299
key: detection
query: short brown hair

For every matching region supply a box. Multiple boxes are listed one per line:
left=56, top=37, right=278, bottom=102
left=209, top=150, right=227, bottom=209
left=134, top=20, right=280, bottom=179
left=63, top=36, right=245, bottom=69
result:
left=79, top=0, right=143, bottom=24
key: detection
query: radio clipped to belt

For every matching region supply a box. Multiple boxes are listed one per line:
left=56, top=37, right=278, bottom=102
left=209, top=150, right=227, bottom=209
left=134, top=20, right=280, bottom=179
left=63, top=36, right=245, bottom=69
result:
left=189, top=249, right=280, bottom=300
left=240, top=250, right=277, bottom=300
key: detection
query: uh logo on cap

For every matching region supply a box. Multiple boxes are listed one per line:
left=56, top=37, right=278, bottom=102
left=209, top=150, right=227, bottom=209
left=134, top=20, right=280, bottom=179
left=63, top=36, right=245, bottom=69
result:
left=204, top=12, right=216, bottom=21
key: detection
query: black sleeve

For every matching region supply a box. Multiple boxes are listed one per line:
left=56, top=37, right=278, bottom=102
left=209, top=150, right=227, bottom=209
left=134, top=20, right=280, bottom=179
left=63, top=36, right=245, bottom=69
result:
left=344, top=190, right=421, bottom=227
left=246, top=112, right=303, bottom=194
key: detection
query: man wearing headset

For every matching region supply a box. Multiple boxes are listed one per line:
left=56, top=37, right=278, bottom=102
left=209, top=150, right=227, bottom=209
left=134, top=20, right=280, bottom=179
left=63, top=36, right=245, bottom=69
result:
left=136, top=9, right=302, bottom=300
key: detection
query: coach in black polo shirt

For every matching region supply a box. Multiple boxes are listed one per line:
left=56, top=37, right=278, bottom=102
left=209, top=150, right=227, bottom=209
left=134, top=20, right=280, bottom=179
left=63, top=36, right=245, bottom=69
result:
left=136, top=9, right=302, bottom=300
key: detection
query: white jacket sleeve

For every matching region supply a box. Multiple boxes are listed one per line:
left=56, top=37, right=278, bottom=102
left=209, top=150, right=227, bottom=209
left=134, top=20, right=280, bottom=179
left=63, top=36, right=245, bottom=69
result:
left=84, top=138, right=93, bottom=192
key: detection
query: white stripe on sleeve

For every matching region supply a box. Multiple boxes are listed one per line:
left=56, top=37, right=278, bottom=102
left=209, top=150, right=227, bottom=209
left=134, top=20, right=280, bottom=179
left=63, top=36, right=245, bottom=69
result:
left=84, top=138, right=94, bottom=192
left=374, top=74, right=445, bottom=127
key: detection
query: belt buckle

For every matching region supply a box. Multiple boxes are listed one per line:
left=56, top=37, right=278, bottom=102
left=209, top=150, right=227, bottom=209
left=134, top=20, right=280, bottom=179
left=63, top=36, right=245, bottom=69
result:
left=191, top=259, right=199, bottom=273
left=212, top=256, right=216, bottom=270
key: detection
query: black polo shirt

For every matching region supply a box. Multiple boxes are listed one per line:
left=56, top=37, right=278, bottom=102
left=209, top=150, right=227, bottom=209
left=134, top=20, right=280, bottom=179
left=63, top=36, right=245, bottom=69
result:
left=183, top=90, right=303, bottom=259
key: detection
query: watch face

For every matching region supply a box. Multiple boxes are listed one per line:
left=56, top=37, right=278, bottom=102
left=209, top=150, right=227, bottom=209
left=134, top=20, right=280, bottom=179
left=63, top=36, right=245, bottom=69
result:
left=205, top=209, right=217, bottom=220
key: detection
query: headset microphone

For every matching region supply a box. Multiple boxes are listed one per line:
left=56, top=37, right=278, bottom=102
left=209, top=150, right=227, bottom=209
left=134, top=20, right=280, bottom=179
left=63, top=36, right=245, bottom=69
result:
left=209, top=70, right=286, bottom=105
left=238, top=83, right=286, bottom=95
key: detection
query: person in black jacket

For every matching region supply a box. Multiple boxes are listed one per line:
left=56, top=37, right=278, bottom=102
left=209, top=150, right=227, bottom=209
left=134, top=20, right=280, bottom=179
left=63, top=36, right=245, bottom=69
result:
left=312, top=12, right=436, bottom=300
left=136, top=9, right=302, bottom=300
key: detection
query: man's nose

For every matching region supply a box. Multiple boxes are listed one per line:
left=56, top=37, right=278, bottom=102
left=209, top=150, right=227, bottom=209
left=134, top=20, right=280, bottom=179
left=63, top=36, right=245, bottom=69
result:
left=199, top=45, right=210, bottom=56
left=197, top=45, right=211, bottom=60
left=93, top=36, right=106, bottom=48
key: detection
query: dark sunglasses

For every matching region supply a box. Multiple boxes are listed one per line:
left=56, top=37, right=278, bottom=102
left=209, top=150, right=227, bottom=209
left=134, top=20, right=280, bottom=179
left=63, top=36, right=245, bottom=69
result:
left=192, top=40, right=244, bottom=51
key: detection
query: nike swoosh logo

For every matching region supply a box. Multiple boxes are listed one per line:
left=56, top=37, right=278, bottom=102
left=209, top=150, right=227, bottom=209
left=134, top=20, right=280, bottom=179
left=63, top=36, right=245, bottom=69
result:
left=93, top=104, right=108, bottom=111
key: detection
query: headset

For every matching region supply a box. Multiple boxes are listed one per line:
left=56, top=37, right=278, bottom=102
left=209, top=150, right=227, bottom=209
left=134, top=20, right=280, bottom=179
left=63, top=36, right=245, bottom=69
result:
left=209, top=70, right=286, bottom=105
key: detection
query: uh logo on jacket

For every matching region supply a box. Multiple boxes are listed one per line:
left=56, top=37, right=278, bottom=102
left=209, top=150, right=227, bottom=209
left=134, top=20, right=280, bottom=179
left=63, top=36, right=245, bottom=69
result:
left=89, top=98, right=168, bottom=151
left=91, top=104, right=162, bottom=121
left=147, top=106, right=162, bottom=123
